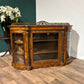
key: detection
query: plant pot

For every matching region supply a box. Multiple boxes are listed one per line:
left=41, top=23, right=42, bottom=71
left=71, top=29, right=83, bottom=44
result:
left=1, top=22, right=11, bottom=37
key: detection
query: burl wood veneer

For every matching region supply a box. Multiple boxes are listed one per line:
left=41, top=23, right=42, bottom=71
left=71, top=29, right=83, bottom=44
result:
left=10, top=21, right=72, bottom=70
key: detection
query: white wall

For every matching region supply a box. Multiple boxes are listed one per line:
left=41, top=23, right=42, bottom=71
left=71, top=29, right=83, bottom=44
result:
left=36, top=0, right=84, bottom=59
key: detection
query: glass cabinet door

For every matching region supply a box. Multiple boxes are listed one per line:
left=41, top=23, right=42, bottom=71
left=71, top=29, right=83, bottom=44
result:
left=32, top=33, right=59, bottom=62
left=12, top=33, right=25, bottom=64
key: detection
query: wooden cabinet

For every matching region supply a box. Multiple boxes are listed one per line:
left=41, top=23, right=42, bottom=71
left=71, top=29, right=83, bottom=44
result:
left=10, top=22, right=72, bottom=70
left=10, top=30, right=28, bottom=69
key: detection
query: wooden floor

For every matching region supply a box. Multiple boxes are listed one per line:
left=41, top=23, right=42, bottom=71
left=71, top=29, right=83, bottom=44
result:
left=0, top=55, right=84, bottom=84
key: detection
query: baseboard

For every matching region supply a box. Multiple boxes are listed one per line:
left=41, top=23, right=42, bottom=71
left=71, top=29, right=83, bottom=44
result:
left=0, top=52, right=9, bottom=56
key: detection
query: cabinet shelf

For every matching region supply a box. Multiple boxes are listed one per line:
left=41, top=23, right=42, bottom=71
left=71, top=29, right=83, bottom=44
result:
left=15, top=51, right=24, bottom=55
left=33, top=39, right=58, bottom=42
left=33, top=49, right=58, bottom=54
left=14, top=40, right=23, bottom=44
left=14, top=42, right=23, bottom=44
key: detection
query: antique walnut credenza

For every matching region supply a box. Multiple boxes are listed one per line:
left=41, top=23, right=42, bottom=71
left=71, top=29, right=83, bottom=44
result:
left=10, top=21, right=72, bottom=70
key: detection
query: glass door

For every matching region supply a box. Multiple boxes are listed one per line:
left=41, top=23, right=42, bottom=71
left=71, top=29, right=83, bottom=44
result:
left=33, top=33, right=58, bottom=62
left=12, top=33, right=25, bottom=64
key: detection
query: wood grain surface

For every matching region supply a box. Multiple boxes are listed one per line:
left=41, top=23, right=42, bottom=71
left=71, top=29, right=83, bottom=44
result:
left=0, top=55, right=84, bottom=84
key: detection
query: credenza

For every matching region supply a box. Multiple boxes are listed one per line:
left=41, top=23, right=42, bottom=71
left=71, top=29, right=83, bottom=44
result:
left=10, top=21, right=72, bottom=70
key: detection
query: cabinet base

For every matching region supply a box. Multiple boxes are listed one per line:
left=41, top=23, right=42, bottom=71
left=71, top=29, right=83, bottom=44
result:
left=12, top=63, right=27, bottom=70
left=60, top=57, right=72, bottom=66
left=12, top=63, right=32, bottom=70
left=12, top=58, right=72, bottom=70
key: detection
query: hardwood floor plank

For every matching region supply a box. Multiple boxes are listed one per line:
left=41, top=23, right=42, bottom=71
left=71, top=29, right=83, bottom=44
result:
left=38, top=67, right=79, bottom=84
left=0, top=57, right=9, bottom=68
left=0, top=55, right=84, bottom=84
left=62, top=66, right=84, bottom=78
left=21, top=70, right=47, bottom=84
left=7, top=80, right=18, bottom=84
left=31, top=69, right=55, bottom=83
left=27, top=70, right=47, bottom=84
left=33, top=68, right=63, bottom=84
left=0, top=55, right=12, bottom=65
left=1, top=77, right=11, bottom=84
left=49, top=79, right=64, bottom=84
left=2, top=67, right=33, bottom=84
left=57, top=70, right=84, bottom=84
left=2, top=66, right=20, bottom=79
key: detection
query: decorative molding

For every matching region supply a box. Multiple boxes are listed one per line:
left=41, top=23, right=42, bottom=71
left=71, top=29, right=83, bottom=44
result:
left=36, top=21, right=70, bottom=25
left=36, top=21, right=49, bottom=25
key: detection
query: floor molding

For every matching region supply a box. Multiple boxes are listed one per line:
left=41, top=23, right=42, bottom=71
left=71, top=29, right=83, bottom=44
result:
left=0, top=52, right=9, bottom=56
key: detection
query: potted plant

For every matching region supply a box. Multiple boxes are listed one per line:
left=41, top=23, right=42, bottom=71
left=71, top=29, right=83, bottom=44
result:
left=0, top=6, right=21, bottom=37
